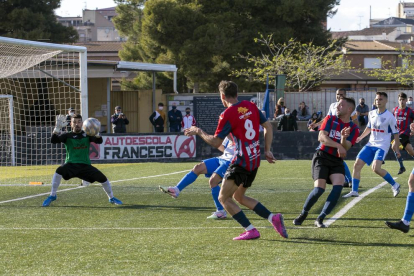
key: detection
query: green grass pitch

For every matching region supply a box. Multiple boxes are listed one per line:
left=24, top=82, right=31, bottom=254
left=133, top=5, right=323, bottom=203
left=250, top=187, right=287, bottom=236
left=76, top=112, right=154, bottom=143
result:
left=1, top=160, right=414, bottom=275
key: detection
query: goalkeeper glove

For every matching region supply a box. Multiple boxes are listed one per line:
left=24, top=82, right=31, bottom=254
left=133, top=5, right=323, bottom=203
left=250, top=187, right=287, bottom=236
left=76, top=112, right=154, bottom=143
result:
left=95, top=132, right=101, bottom=138
left=53, top=115, right=68, bottom=134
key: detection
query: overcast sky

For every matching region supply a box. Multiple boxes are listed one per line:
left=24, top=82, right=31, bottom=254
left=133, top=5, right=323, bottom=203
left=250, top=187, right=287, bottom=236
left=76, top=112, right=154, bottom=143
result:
left=55, top=0, right=404, bottom=32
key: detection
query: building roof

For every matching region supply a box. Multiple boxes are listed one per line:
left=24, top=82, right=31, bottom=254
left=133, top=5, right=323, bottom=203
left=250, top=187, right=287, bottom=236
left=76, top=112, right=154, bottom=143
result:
left=396, top=33, right=414, bottom=40
left=73, top=41, right=124, bottom=52
left=331, top=27, right=396, bottom=39
left=343, top=40, right=414, bottom=51
left=374, top=17, right=414, bottom=26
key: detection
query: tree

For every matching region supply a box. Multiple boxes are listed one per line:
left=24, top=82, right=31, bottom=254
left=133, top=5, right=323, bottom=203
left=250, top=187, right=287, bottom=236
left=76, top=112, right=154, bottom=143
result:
left=232, top=35, right=351, bottom=92
left=114, top=0, right=340, bottom=93
left=0, top=0, right=78, bottom=43
left=363, top=51, right=414, bottom=88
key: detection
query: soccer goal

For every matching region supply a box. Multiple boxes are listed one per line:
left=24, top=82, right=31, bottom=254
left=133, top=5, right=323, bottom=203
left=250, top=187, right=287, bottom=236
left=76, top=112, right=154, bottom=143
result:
left=0, top=36, right=87, bottom=185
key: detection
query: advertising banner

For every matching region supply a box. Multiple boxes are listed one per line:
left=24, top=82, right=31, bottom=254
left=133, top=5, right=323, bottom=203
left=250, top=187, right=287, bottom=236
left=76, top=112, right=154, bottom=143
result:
left=90, top=135, right=196, bottom=160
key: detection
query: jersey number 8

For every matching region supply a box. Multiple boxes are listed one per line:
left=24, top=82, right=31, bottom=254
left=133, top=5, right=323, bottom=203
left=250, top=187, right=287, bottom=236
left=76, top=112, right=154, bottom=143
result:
left=244, top=119, right=256, bottom=140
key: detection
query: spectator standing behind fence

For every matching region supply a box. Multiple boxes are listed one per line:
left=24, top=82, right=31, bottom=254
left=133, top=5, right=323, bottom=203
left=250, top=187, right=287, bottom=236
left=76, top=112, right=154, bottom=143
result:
left=65, top=107, right=75, bottom=132
left=111, top=106, right=129, bottom=133
left=182, top=107, right=196, bottom=131
left=297, top=102, right=311, bottom=121
left=356, top=98, right=369, bottom=127
left=408, top=96, right=414, bottom=109
left=149, top=103, right=166, bottom=132
left=274, top=97, right=286, bottom=119
left=277, top=108, right=298, bottom=131
left=168, top=102, right=183, bottom=132
left=307, top=112, right=322, bottom=131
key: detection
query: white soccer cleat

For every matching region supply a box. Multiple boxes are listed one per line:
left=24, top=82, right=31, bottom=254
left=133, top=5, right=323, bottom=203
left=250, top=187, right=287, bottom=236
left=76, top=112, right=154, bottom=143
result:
left=392, top=183, right=400, bottom=197
left=342, top=191, right=359, bottom=198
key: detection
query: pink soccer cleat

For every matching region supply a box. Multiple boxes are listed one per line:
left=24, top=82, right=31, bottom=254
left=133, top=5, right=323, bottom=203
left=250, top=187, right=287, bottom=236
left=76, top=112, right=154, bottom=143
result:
left=272, top=213, right=288, bottom=238
left=233, top=229, right=260, bottom=240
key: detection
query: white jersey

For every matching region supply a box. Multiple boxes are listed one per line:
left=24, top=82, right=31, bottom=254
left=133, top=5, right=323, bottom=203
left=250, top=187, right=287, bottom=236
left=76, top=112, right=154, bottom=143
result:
left=219, top=137, right=235, bottom=161
left=366, top=109, right=398, bottom=152
left=327, top=102, right=357, bottom=118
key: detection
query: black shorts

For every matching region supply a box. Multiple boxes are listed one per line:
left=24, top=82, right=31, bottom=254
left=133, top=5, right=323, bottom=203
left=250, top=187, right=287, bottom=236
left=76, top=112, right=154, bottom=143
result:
left=399, top=134, right=411, bottom=150
left=312, top=150, right=344, bottom=184
left=56, top=163, right=107, bottom=183
left=224, top=164, right=258, bottom=188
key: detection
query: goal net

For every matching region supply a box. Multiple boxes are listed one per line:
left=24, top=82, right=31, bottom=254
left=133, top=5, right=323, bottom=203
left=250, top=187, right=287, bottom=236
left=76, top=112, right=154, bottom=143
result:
left=0, top=37, right=87, bottom=185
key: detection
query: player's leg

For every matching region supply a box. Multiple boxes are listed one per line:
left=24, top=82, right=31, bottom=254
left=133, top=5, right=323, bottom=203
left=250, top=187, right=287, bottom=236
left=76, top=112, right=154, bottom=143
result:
left=159, top=161, right=208, bottom=198
left=42, top=163, right=74, bottom=207
left=392, top=138, right=405, bottom=174
left=219, top=177, right=259, bottom=240
left=294, top=151, right=327, bottom=225
left=81, top=165, right=123, bottom=205
left=206, top=173, right=226, bottom=219
left=385, top=170, right=414, bottom=233
left=371, top=149, right=400, bottom=197
left=344, top=146, right=373, bottom=198
left=316, top=173, right=345, bottom=228
left=343, top=161, right=352, bottom=187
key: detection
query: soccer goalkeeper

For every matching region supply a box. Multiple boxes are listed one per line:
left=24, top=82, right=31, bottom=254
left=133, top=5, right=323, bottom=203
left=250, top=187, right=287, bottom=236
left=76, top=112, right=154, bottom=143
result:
left=42, top=114, right=123, bottom=207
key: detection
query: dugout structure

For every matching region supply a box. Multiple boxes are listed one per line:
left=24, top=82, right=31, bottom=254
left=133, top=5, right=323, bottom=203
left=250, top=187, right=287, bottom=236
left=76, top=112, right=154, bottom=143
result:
left=0, top=36, right=87, bottom=185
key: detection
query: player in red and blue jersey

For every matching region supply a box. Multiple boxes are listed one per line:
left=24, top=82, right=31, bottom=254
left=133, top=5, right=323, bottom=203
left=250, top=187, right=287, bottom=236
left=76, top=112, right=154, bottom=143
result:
left=293, top=97, right=360, bottom=228
left=184, top=80, right=287, bottom=240
left=392, top=92, right=414, bottom=175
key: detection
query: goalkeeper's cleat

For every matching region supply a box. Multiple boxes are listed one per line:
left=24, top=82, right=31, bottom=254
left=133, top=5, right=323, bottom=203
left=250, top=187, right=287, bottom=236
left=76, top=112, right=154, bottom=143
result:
left=159, top=186, right=179, bottom=198
left=385, top=220, right=410, bottom=233
left=207, top=210, right=227, bottom=220
left=42, top=195, right=57, bottom=207
left=109, top=197, right=123, bottom=205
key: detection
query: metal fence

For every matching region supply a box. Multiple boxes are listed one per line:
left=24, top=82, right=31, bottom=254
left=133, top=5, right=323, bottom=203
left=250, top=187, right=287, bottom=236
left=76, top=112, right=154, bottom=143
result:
left=256, top=89, right=414, bottom=118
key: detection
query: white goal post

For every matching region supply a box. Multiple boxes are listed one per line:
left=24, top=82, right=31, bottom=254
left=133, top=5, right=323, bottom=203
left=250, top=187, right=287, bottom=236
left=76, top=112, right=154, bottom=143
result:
left=0, top=36, right=88, bottom=184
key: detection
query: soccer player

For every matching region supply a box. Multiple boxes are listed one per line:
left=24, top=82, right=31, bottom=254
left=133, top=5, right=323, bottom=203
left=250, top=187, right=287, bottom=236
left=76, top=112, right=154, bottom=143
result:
left=159, top=136, right=235, bottom=219
left=391, top=92, right=414, bottom=175
left=385, top=122, right=414, bottom=233
left=293, top=97, right=359, bottom=228
left=184, top=80, right=287, bottom=240
left=343, top=92, right=401, bottom=198
left=42, top=114, right=123, bottom=207
left=309, top=88, right=355, bottom=187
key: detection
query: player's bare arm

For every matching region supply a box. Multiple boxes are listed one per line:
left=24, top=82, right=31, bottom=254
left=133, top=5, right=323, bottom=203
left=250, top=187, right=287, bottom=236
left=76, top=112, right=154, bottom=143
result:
left=318, top=130, right=347, bottom=158
left=262, top=120, right=276, bottom=163
left=355, top=127, right=371, bottom=143
left=340, top=126, right=352, bottom=151
left=184, top=126, right=223, bottom=148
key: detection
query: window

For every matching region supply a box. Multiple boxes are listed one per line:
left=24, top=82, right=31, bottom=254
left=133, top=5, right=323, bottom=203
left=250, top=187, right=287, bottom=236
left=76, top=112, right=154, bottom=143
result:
left=364, top=58, right=381, bottom=69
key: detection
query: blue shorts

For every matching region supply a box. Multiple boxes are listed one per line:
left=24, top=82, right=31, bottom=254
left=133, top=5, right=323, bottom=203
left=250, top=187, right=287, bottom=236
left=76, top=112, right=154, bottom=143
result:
left=203, top=157, right=231, bottom=178
left=357, top=146, right=386, bottom=166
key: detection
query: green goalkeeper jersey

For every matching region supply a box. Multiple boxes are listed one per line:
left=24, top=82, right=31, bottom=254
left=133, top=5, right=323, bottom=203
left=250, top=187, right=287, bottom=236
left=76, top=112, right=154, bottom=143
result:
left=51, top=131, right=103, bottom=165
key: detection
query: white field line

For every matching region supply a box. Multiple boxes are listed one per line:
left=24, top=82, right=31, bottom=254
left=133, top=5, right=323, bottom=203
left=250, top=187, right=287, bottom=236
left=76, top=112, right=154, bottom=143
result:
left=0, top=170, right=189, bottom=204
left=110, top=170, right=188, bottom=183
left=324, top=179, right=393, bottom=227
left=0, top=186, right=85, bottom=205
left=0, top=226, right=315, bottom=231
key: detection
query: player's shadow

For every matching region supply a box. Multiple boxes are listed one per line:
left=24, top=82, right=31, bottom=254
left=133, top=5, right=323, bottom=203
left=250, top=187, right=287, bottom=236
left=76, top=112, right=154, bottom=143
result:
left=112, top=204, right=214, bottom=211
left=282, top=237, right=414, bottom=247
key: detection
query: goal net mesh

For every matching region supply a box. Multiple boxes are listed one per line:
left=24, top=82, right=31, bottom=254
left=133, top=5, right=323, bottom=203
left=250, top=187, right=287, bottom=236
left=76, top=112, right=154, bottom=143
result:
left=0, top=39, right=84, bottom=185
